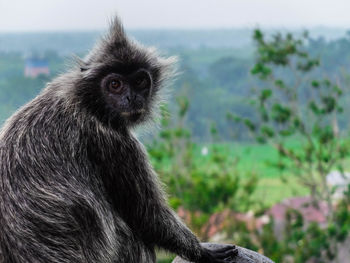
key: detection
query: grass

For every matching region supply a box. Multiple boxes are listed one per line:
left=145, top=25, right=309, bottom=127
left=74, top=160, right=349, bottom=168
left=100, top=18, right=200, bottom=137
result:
left=254, top=177, right=308, bottom=207
left=189, top=141, right=309, bottom=206
left=150, top=139, right=311, bottom=208
left=150, top=139, right=312, bottom=207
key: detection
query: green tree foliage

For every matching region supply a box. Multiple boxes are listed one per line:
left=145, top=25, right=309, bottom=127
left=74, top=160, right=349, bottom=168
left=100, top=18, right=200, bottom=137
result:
left=230, top=29, right=350, bottom=263
left=233, top=29, right=349, bottom=216
left=259, top=185, right=350, bottom=263
left=148, top=98, right=258, bottom=236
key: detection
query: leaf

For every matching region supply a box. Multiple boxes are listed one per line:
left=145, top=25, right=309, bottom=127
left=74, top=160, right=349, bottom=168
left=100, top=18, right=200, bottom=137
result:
left=260, top=89, right=273, bottom=101
left=311, top=80, right=320, bottom=88
left=261, top=125, right=275, bottom=138
left=243, top=119, right=256, bottom=131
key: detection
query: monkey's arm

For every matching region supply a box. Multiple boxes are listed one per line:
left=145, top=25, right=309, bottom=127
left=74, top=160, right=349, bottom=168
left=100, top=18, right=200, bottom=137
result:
left=122, top=139, right=237, bottom=262
left=135, top=167, right=237, bottom=263
left=142, top=193, right=237, bottom=263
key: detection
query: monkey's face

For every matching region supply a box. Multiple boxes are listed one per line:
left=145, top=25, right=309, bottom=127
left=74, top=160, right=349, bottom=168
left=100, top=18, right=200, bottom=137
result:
left=73, top=18, right=173, bottom=130
left=100, top=69, right=153, bottom=123
left=76, top=61, right=162, bottom=130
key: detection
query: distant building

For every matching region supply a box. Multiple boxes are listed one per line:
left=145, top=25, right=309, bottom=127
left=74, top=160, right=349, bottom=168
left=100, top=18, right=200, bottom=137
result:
left=269, top=196, right=329, bottom=224
left=24, top=58, right=49, bottom=78
left=268, top=196, right=329, bottom=238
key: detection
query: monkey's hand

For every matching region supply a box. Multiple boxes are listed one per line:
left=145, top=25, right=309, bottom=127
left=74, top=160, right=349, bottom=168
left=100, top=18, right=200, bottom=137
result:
left=197, top=244, right=238, bottom=263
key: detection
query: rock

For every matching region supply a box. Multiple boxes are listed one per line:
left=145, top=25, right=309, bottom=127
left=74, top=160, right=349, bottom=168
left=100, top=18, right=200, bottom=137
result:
left=172, top=243, right=275, bottom=263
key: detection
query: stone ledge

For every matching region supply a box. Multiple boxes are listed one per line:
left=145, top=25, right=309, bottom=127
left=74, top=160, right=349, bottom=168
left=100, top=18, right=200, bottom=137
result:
left=172, top=243, right=275, bottom=263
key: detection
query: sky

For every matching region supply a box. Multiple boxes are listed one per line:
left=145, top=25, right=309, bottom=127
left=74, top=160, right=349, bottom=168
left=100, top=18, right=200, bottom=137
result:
left=1, top=0, right=350, bottom=32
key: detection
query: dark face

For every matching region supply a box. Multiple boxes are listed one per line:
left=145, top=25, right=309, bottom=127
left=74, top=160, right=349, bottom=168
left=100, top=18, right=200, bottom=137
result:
left=77, top=63, right=158, bottom=130
left=100, top=69, right=153, bottom=123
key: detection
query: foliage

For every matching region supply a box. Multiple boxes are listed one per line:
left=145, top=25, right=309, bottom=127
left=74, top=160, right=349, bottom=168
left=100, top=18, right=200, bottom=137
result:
left=230, top=29, right=350, bottom=263
left=232, top=29, right=349, bottom=218
left=258, top=185, right=350, bottom=263
left=148, top=98, right=259, bottom=234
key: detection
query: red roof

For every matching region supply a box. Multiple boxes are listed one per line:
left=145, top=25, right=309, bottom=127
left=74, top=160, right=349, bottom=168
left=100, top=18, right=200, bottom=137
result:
left=268, top=196, right=329, bottom=224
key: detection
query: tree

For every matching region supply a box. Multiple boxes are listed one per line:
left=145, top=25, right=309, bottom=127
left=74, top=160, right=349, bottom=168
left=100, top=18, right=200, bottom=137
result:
left=230, top=29, right=350, bottom=262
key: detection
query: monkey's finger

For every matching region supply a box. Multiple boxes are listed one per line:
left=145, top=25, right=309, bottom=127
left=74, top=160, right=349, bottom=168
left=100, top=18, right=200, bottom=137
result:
left=214, top=245, right=236, bottom=253
left=214, top=248, right=238, bottom=259
left=226, top=250, right=239, bottom=262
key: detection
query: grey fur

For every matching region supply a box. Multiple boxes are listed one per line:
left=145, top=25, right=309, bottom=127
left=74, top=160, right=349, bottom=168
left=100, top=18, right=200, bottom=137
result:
left=0, top=17, right=237, bottom=263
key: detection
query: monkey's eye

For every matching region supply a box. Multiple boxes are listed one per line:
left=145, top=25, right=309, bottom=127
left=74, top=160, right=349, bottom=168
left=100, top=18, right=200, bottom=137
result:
left=109, top=79, right=123, bottom=93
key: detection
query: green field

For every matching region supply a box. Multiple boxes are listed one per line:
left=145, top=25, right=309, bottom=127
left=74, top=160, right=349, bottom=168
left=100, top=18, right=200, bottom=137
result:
left=149, top=139, right=311, bottom=208
left=185, top=141, right=309, bottom=207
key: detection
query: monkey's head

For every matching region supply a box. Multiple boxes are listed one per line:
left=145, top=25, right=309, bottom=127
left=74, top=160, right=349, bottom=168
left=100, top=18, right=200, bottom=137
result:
left=67, top=17, right=175, bottom=130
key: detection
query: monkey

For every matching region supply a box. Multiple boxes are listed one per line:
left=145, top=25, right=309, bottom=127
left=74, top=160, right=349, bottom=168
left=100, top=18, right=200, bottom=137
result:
left=0, top=17, right=238, bottom=263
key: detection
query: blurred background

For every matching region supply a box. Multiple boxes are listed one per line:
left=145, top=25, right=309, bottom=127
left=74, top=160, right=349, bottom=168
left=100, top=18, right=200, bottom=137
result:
left=1, top=1, right=350, bottom=262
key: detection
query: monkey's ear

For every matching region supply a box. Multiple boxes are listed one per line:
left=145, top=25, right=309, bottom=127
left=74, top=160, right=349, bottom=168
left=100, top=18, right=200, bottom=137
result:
left=72, top=55, right=90, bottom=72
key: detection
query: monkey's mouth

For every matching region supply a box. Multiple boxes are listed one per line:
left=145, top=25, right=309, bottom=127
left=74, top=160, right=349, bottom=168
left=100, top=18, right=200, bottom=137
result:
left=120, top=109, right=145, bottom=119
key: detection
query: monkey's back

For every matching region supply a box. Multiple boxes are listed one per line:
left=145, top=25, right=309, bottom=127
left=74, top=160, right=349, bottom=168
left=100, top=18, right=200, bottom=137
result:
left=0, top=92, right=156, bottom=263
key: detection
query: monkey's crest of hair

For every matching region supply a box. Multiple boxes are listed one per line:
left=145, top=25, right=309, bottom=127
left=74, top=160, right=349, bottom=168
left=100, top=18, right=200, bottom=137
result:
left=50, top=17, right=177, bottom=131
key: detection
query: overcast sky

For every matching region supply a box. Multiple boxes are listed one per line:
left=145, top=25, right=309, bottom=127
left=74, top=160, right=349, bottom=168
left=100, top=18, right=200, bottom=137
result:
left=1, top=0, right=350, bottom=32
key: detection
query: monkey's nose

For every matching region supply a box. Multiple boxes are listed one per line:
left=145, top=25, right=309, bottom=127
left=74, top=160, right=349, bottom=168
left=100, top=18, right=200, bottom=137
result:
left=126, top=96, right=130, bottom=103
